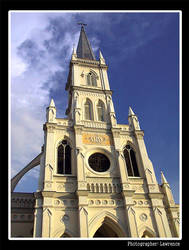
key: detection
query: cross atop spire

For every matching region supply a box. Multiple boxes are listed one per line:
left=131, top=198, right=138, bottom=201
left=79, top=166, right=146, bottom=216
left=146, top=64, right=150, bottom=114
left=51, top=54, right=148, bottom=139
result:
left=77, top=22, right=87, bottom=27
left=76, top=23, right=96, bottom=60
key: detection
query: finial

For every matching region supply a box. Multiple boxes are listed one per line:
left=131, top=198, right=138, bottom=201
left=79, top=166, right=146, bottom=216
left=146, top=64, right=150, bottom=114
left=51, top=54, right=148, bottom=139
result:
left=77, top=22, right=87, bottom=28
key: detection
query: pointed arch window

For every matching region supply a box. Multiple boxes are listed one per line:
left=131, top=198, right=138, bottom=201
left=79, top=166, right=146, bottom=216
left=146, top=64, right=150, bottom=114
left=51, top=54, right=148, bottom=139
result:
left=57, top=140, right=71, bottom=174
left=84, top=98, right=93, bottom=120
left=87, top=72, right=97, bottom=86
left=97, top=100, right=105, bottom=121
left=123, top=145, right=140, bottom=177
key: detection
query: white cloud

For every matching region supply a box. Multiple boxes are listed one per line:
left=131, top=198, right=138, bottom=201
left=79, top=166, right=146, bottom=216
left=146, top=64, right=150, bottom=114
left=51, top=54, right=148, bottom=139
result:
left=10, top=12, right=79, bottom=181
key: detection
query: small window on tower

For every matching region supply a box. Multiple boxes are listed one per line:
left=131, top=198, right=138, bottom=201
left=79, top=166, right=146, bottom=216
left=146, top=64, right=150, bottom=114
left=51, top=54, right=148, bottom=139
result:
left=87, top=72, right=97, bottom=86
left=97, top=100, right=105, bottom=121
left=84, top=98, right=93, bottom=120
left=57, top=140, right=72, bottom=175
left=123, top=145, right=140, bottom=177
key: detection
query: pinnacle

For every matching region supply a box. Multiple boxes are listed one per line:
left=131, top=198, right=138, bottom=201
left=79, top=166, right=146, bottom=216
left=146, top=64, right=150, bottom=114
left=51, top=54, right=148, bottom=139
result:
left=49, top=98, right=55, bottom=107
left=128, top=106, right=135, bottom=116
left=161, top=171, right=168, bottom=184
left=99, top=50, right=104, bottom=59
left=72, top=45, right=76, bottom=55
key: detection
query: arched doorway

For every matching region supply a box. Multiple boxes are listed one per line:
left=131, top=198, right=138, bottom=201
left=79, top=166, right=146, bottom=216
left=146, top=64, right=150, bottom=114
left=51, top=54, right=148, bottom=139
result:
left=141, top=230, right=154, bottom=238
left=89, top=212, right=127, bottom=237
left=61, top=232, right=71, bottom=237
left=93, top=223, right=118, bottom=237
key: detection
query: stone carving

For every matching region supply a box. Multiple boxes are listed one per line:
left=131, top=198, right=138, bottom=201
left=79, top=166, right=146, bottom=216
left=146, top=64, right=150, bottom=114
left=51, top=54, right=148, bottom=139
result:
left=138, top=201, right=143, bottom=205
left=82, top=133, right=113, bottom=145
left=54, top=200, right=60, bottom=205
left=44, top=198, right=52, bottom=205
left=82, top=121, right=110, bottom=129
left=109, top=200, right=114, bottom=205
left=79, top=91, right=104, bottom=97
left=95, top=200, right=101, bottom=205
left=89, top=200, right=94, bottom=205
left=139, top=213, right=148, bottom=222
left=56, top=182, right=75, bottom=192
left=133, top=201, right=137, bottom=205
left=87, top=182, right=121, bottom=193
left=102, top=200, right=108, bottom=205
left=45, top=183, right=52, bottom=188
left=47, top=125, right=55, bottom=133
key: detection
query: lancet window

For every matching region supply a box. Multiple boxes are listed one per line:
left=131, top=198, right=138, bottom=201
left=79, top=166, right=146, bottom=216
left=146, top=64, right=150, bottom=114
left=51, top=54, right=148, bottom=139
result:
left=87, top=72, right=97, bottom=86
left=97, top=100, right=105, bottom=121
left=84, top=98, right=93, bottom=120
left=123, top=145, right=140, bottom=177
left=57, top=140, right=71, bottom=174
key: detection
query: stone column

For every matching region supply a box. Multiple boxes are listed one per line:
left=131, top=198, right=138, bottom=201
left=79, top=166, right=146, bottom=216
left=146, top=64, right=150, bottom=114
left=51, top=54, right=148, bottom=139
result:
left=33, top=192, right=43, bottom=237
left=74, top=126, right=89, bottom=237
left=149, top=194, right=172, bottom=237
left=111, top=128, right=138, bottom=237
left=43, top=124, right=55, bottom=191
left=41, top=207, right=52, bottom=237
left=134, top=131, right=158, bottom=185
left=77, top=191, right=89, bottom=237
left=122, top=190, right=139, bottom=237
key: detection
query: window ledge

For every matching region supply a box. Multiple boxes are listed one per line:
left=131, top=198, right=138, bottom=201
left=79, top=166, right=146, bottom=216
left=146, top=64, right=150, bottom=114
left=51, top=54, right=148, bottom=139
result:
left=53, top=174, right=76, bottom=178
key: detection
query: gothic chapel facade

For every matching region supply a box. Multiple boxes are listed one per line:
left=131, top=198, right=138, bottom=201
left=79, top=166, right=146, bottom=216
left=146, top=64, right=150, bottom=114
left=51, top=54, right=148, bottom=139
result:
left=11, top=25, right=180, bottom=238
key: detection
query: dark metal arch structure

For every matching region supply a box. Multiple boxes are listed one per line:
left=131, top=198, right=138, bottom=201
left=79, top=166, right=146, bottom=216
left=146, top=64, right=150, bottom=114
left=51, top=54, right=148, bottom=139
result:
left=11, top=152, right=42, bottom=192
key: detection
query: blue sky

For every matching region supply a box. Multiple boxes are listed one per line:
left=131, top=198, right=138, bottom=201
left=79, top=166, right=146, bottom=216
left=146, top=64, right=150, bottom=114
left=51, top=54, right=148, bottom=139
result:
left=10, top=11, right=180, bottom=203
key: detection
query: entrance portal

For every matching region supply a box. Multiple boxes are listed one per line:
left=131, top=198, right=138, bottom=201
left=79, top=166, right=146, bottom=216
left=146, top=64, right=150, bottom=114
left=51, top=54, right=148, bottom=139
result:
left=93, top=223, right=118, bottom=237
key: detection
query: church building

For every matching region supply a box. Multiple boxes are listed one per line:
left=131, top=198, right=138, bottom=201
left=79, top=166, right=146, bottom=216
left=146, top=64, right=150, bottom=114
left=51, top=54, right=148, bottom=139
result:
left=11, top=24, right=180, bottom=238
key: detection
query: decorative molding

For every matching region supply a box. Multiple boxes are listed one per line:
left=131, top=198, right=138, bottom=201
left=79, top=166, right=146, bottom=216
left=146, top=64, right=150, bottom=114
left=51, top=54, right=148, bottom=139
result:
left=134, top=130, right=144, bottom=139
left=82, top=133, right=113, bottom=146
left=46, top=125, right=56, bottom=133
left=88, top=199, right=123, bottom=207
left=56, top=182, right=75, bottom=192
left=81, top=120, right=110, bottom=129
left=87, top=182, right=121, bottom=193
left=11, top=196, right=35, bottom=209
left=139, top=213, right=148, bottom=222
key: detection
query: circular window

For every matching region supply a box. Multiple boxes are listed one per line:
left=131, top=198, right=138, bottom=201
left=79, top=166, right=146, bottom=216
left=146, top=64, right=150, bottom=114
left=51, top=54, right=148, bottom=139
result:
left=88, top=153, right=110, bottom=172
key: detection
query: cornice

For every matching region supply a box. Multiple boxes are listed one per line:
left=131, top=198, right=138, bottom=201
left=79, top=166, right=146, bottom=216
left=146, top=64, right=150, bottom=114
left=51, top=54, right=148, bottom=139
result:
left=71, top=58, right=108, bottom=69
left=70, top=85, right=112, bottom=95
left=148, top=193, right=164, bottom=200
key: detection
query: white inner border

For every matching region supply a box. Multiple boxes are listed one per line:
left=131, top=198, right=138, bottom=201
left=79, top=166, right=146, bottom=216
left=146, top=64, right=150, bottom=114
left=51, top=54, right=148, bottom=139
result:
left=8, top=10, right=182, bottom=241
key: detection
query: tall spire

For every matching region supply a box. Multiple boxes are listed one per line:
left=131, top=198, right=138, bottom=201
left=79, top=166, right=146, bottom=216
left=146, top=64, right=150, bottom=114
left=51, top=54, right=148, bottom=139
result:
left=76, top=25, right=96, bottom=60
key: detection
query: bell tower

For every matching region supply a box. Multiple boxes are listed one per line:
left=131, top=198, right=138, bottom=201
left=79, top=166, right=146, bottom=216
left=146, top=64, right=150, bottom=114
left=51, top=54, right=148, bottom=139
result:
left=33, top=24, right=179, bottom=238
left=65, top=24, right=116, bottom=127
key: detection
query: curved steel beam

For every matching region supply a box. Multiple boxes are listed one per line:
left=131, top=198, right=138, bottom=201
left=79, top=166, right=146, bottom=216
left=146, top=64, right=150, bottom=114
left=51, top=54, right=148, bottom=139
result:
left=11, top=152, right=42, bottom=192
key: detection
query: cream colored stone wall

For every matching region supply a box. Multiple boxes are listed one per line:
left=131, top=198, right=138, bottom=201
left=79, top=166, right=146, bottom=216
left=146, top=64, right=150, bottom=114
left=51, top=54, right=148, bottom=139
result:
left=11, top=31, right=179, bottom=238
left=31, top=49, right=180, bottom=238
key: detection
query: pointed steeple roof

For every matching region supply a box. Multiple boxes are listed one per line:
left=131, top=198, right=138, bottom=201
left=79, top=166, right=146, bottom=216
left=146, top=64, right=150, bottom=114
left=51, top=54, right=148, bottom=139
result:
left=49, top=98, right=55, bottom=108
left=128, top=106, right=135, bottom=116
left=161, top=171, right=169, bottom=184
left=76, top=26, right=96, bottom=60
